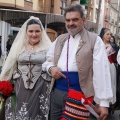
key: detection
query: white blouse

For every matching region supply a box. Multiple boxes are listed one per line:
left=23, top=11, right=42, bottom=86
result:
left=42, top=34, right=113, bottom=107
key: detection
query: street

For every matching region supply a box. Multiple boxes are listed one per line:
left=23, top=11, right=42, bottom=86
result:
left=89, top=110, right=120, bottom=120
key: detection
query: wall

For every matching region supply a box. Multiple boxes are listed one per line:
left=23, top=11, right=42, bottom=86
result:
left=33, top=0, right=39, bottom=11
left=53, top=0, right=61, bottom=14
left=98, top=0, right=105, bottom=34
left=0, top=0, right=24, bottom=7
left=16, top=0, right=24, bottom=7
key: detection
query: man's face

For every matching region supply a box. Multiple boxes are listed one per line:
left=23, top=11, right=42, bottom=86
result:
left=65, top=11, right=86, bottom=36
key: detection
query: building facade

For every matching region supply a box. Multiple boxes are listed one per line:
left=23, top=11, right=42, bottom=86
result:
left=0, top=0, right=69, bottom=53
left=1, top=0, right=120, bottom=52
left=110, top=0, right=120, bottom=37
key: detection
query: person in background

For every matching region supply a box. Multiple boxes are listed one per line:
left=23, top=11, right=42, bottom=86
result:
left=110, top=35, right=119, bottom=54
left=99, top=28, right=117, bottom=114
left=42, top=5, right=113, bottom=120
left=0, top=16, right=51, bottom=120
left=6, top=34, right=13, bottom=53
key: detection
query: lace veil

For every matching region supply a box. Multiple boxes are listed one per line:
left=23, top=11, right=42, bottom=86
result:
left=0, top=16, right=52, bottom=80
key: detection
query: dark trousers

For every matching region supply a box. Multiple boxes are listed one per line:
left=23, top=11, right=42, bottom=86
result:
left=50, top=88, right=68, bottom=120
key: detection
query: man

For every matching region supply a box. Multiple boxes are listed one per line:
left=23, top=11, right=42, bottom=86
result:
left=6, top=34, right=13, bottom=53
left=42, top=4, right=113, bottom=120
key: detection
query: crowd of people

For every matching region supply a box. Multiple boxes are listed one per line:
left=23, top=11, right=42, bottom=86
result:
left=0, top=4, right=120, bottom=120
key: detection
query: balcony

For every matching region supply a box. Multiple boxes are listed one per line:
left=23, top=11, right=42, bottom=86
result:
left=105, top=15, right=110, bottom=22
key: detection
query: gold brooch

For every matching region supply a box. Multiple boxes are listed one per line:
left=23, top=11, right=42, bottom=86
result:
left=79, top=40, right=84, bottom=46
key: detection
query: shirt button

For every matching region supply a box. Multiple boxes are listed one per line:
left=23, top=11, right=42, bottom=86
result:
left=77, top=54, right=79, bottom=56
left=79, top=69, right=82, bottom=71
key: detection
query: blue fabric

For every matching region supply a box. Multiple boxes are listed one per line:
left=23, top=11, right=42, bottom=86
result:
left=55, top=72, right=82, bottom=92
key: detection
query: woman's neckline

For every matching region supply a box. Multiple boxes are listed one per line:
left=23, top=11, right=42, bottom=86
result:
left=28, top=40, right=40, bottom=46
left=28, top=40, right=40, bottom=50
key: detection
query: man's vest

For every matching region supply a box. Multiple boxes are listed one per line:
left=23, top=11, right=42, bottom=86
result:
left=50, top=28, right=98, bottom=98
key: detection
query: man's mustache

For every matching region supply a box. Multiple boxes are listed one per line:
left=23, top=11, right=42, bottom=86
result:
left=67, top=25, right=77, bottom=28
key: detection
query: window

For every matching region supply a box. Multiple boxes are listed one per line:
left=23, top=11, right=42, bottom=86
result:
left=50, top=0, right=54, bottom=13
left=60, top=0, right=67, bottom=15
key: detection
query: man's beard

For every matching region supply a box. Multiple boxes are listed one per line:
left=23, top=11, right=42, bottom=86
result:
left=66, top=26, right=82, bottom=36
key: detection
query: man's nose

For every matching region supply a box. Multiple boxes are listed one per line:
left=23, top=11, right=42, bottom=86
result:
left=69, top=20, right=74, bottom=25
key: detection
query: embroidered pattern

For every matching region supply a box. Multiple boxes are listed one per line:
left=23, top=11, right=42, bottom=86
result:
left=5, top=83, right=50, bottom=120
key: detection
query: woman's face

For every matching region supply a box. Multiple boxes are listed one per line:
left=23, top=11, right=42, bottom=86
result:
left=26, top=24, right=42, bottom=44
left=103, top=30, right=111, bottom=42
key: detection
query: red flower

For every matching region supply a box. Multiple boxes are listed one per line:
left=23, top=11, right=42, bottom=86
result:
left=0, top=81, right=14, bottom=97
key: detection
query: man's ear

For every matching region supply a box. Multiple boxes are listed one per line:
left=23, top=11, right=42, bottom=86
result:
left=83, top=17, right=86, bottom=24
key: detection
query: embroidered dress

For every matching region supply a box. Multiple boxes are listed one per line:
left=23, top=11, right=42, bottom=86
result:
left=5, top=51, right=51, bottom=120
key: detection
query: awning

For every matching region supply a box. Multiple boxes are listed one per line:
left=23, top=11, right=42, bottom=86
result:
left=0, top=8, right=65, bottom=26
left=0, top=8, right=96, bottom=31
left=46, top=14, right=65, bottom=24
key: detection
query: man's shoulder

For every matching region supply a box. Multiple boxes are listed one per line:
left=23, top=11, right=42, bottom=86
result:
left=84, top=29, right=98, bottom=43
left=86, top=30, right=98, bottom=37
left=57, top=33, right=69, bottom=41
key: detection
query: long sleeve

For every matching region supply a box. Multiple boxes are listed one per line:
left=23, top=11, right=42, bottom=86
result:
left=93, top=36, right=113, bottom=107
left=42, top=40, right=56, bottom=74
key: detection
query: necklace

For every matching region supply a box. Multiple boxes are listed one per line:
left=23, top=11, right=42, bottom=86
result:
left=28, top=41, right=40, bottom=50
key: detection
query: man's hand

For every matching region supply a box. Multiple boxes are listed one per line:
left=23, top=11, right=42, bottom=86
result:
left=50, top=67, right=66, bottom=80
left=97, top=106, right=108, bottom=120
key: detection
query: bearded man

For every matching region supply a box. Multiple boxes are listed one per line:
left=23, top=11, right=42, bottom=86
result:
left=42, top=4, right=113, bottom=120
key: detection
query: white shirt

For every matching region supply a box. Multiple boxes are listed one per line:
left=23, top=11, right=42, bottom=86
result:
left=42, top=34, right=113, bottom=107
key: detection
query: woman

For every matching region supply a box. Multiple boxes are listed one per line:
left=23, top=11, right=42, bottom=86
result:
left=0, top=16, right=51, bottom=120
left=110, top=36, right=119, bottom=54
left=99, top=28, right=117, bottom=113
